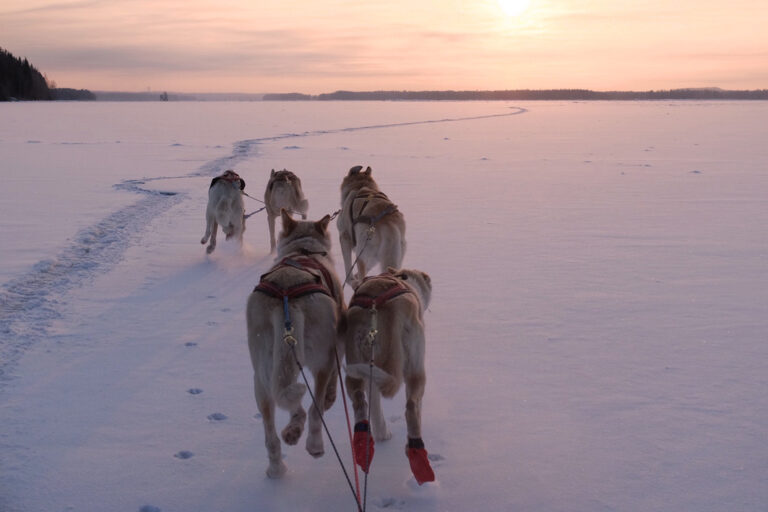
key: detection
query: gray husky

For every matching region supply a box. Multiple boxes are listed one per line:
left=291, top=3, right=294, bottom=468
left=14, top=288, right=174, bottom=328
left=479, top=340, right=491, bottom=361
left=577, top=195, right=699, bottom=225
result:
left=246, top=209, right=345, bottom=478
left=338, top=166, right=406, bottom=287
left=264, top=169, right=309, bottom=253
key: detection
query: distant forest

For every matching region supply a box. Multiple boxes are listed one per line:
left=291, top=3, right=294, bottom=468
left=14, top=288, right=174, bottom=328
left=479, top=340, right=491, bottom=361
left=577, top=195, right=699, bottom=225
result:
left=1, top=47, right=94, bottom=101
left=264, top=88, right=768, bottom=101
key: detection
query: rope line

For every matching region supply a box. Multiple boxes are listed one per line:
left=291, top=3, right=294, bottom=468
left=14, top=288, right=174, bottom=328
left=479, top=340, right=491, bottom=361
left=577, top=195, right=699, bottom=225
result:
left=288, top=342, right=363, bottom=512
left=335, top=347, right=362, bottom=503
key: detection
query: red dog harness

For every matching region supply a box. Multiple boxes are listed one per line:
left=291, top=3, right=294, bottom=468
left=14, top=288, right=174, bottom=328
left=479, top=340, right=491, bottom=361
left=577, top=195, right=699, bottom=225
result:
left=253, top=256, right=335, bottom=301
left=349, top=275, right=412, bottom=309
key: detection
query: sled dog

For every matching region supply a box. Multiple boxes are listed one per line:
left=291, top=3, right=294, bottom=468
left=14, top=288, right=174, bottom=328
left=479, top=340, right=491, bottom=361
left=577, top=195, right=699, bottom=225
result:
left=246, top=209, right=345, bottom=478
left=200, top=169, right=246, bottom=254
left=344, top=267, right=435, bottom=484
left=265, top=169, right=309, bottom=252
left=338, top=165, right=406, bottom=287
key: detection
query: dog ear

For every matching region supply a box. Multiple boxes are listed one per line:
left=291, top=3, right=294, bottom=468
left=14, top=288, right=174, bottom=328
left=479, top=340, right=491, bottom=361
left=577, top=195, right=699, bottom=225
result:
left=421, top=272, right=431, bottom=286
left=349, top=165, right=363, bottom=175
left=364, top=166, right=372, bottom=175
left=386, top=266, right=399, bottom=275
left=271, top=169, right=276, bottom=177
left=281, top=209, right=297, bottom=235
left=315, top=214, right=331, bottom=234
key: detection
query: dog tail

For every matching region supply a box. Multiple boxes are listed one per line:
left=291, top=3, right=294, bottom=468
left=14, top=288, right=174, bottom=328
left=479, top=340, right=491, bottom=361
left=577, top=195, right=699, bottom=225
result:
left=346, top=363, right=399, bottom=397
left=271, top=306, right=307, bottom=409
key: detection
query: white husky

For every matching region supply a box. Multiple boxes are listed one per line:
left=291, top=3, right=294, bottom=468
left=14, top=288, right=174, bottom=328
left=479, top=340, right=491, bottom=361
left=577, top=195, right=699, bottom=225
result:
left=344, top=267, right=435, bottom=484
left=264, top=169, right=309, bottom=252
left=246, top=210, right=345, bottom=478
left=200, top=170, right=246, bottom=254
left=337, top=165, right=406, bottom=287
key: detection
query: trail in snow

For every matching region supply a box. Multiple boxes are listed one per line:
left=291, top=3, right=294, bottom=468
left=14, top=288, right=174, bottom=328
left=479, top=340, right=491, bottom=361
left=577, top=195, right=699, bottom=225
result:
left=0, top=107, right=528, bottom=380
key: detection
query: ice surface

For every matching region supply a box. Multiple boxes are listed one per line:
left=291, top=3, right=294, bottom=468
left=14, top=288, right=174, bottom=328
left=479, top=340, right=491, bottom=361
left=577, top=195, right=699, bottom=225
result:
left=1, top=100, right=767, bottom=512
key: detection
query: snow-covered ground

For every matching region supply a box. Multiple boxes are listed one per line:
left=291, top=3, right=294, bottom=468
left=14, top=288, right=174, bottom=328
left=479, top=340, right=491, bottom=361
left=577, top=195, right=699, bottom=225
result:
left=1, top=100, right=767, bottom=512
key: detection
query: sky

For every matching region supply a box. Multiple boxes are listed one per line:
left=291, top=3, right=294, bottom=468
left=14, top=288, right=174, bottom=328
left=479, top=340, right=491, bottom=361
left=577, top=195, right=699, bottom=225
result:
left=2, top=0, right=767, bottom=94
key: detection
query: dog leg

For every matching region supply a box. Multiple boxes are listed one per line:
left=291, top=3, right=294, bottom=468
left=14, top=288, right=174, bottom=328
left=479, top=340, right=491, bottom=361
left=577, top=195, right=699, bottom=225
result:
left=201, top=215, right=212, bottom=245
left=267, top=212, right=277, bottom=252
left=404, top=372, right=425, bottom=440
left=346, top=374, right=375, bottom=472
left=339, top=232, right=354, bottom=281
left=369, top=385, right=391, bottom=442
left=324, top=365, right=338, bottom=411
left=254, top=375, right=286, bottom=478
left=206, top=220, right=219, bottom=254
left=404, top=371, right=435, bottom=484
left=305, top=367, right=332, bottom=458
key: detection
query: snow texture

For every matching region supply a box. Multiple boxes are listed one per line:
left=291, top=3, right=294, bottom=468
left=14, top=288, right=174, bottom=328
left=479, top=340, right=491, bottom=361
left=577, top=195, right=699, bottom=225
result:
left=1, top=100, right=767, bottom=512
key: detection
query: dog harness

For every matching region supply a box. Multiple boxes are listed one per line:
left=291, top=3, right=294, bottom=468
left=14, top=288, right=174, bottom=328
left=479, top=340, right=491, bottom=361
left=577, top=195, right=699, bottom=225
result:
left=210, top=171, right=246, bottom=191
left=266, top=170, right=299, bottom=192
left=349, top=191, right=399, bottom=245
left=252, top=255, right=335, bottom=302
left=349, top=275, right=413, bottom=309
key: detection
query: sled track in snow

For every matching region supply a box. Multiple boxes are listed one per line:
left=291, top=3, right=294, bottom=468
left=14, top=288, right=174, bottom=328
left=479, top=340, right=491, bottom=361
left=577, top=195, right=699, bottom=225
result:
left=0, top=187, right=182, bottom=379
left=0, top=106, right=528, bottom=380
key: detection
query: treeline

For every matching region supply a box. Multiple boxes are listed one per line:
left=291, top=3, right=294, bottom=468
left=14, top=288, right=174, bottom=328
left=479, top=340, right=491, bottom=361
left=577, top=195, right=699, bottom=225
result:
left=264, top=88, right=768, bottom=101
left=1, top=47, right=51, bottom=100
left=1, top=47, right=95, bottom=101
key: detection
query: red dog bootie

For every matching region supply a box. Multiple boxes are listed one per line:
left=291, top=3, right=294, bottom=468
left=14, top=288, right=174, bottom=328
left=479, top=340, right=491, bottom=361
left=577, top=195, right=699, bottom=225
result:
left=353, top=421, right=375, bottom=472
left=406, top=438, right=435, bottom=485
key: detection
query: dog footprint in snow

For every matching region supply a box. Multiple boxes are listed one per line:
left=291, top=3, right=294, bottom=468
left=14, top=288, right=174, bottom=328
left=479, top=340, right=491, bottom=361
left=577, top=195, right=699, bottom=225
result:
left=188, top=388, right=203, bottom=395
left=139, top=506, right=162, bottom=512
left=184, top=342, right=198, bottom=347
left=373, top=497, right=406, bottom=509
left=428, top=453, right=445, bottom=462
left=220, top=307, right=231, bottom=312
left=207, top=412, right=228, bottom=422
left=174, top=450, right=194, bottom=460
left=206, top=321, right=217, bottom=327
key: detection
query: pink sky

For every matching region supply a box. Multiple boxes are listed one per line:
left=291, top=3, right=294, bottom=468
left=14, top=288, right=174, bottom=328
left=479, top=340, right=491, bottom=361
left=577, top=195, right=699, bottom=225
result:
left=2, top=0, right=766, bottom=93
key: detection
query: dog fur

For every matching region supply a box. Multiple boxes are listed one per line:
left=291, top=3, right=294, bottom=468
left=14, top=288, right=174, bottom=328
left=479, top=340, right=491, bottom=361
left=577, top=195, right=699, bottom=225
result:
left=246, top=210, right=345, bottom=479
left=344, top=267, right=432, bottom=453
left=200, top=170, right=246, bottom=254
left=265, top=169, right=309, bottom=252
left=338, top=166, right=406, bottom=287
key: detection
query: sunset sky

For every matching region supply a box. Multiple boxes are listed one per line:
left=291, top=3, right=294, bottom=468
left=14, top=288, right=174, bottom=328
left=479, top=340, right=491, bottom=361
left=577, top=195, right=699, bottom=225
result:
left=2, top=0, right=766, bottom=94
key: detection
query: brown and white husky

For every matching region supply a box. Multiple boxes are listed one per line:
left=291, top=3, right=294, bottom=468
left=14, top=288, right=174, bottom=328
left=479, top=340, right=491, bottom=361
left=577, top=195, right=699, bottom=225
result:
left=344, top=267, right=435, bottom=485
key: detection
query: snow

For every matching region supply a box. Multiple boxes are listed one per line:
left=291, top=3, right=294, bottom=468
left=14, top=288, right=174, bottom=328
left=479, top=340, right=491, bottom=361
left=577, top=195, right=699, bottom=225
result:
left=1, top=100, right=768, bottom=512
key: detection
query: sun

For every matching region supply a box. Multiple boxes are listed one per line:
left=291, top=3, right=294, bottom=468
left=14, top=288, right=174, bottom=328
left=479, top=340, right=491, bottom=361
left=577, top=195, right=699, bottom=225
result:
left=496, top=0, right=532, bottom=17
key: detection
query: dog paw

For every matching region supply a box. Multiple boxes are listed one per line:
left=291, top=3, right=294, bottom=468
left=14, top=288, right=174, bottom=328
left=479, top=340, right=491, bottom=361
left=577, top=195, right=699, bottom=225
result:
left=374, top=429, right=392, bottom=442
left=200, top=237, right=207, bottom=244
left=282, top=423, right=303, bottom=445
left=206, top=244, right=215, bottom=254
left=266, top=461, right=288, bottom=479
left=306, top=437, right=325, bottom=458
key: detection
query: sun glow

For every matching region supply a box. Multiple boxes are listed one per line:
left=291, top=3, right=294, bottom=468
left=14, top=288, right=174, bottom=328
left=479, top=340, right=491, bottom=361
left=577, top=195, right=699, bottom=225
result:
left=496, top=0, right=531, bottom=17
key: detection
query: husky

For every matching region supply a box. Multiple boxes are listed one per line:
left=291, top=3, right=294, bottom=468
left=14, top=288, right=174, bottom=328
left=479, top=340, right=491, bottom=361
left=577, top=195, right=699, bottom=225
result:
left=200, top=169, right=246, bottom=254
left=265, top=169, right=309, bottom=252
left=344, top=267, right=435, bottom=485
left=338, top=165, right=406, bottom=287
left=246, top=209, right=345, bottom=479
